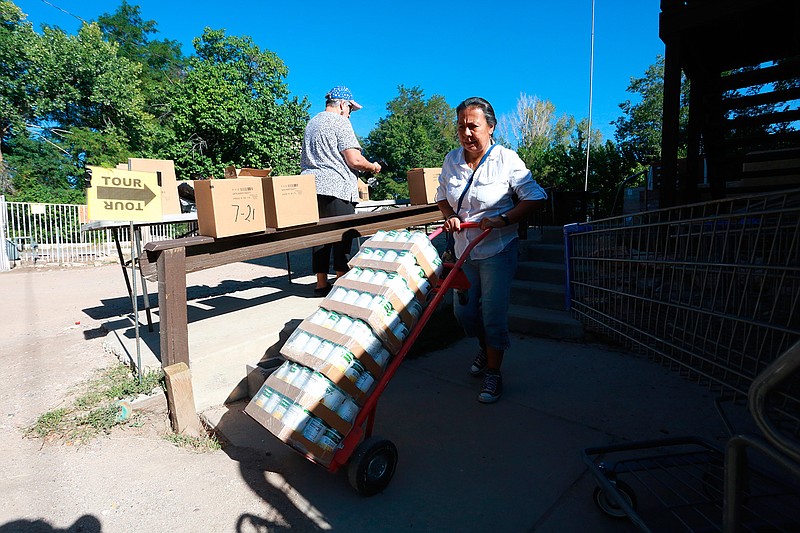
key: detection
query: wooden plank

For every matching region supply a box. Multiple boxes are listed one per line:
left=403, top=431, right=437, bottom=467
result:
left=158, top=247, right=189, bottom=368
left=140, top=204, right=442, bottom=279
left=163, top=362, right=202, bottom=437
left=144, top=235, right=215, bottom=252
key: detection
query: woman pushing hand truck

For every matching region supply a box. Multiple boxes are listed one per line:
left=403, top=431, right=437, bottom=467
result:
left=435, top=97, right=547, bottom=403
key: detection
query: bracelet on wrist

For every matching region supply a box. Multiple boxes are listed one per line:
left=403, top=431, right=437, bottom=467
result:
left=446, top=214, right=459, bottom=221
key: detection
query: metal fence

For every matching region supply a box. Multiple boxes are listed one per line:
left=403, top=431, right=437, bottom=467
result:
left=565, top=189, right=800, bottom=406
left=0, top=198, right=195, bottom=270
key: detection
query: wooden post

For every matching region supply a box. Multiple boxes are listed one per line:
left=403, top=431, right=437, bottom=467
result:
left=163, top=362, right=202, bottom=437
left=157, top=247, right=189, bottom=368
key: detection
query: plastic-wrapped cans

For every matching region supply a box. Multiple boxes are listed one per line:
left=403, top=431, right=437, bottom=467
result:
left=303, top=335, right=322, bottom=355
left=314, top=340, right=335, bottom=362
left=357, top=268, right=374, bottom=283
left=354, top=292, right=374, bottom=308
left=370, top=269, right=388, bottom=285
left=308, top=308, right=329, bottom=325
left=343, top=289, right=360, bottom=304
left=355, top=369, right=375, bottom=393
left=254, top=386, right=274, bottom=409
left=343, top=358, right=365, bottom=384
left=322, top=311, right=340, bottom=329
left=288, top=329, right=311, bottom=351
left=302, top=415, right=327, bottom=443
left=320, top=382, right=346, bottom=411
left=273, top=397, right=291, bottom=420
left=392, top=321, right=410, bottom=342
left=264, top=389, right=282, bottom=413
left=333, top=314, right=354, bottom=334
left=283, top=402, right=309, bottom=432
left=318, top=428, right=343, bottom=452
left=373, top=348, right=391, bottom=369
left=329, top=287, right=348, bottom=302
left=345, top=267, right=362, bottom=280
left=337, top=397, right=359, bottom=423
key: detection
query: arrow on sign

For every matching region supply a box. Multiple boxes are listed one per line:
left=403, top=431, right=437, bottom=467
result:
left=97, top=185, right=157, bottom=205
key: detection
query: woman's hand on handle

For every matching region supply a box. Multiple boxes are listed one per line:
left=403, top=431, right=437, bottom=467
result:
left=479, top=216, right=505, bottom=231
left=444, top=215, right=461, bottom=232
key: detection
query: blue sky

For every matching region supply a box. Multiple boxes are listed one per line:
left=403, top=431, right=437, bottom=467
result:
left=15, top=0, right=664, bottom=141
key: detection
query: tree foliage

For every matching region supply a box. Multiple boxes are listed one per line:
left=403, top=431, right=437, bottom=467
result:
left=364, top=86, right=458, bottom=199
left=612, top=55, right=689, bottom=165
left=1, top=1, right=308, bottom=202
left=2, top=0, right=677, bottom=221
left=163, top=28, right=309, bottom=179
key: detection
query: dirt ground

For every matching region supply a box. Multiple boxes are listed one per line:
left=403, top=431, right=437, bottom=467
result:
left=0, top=261, right=327, bottom=533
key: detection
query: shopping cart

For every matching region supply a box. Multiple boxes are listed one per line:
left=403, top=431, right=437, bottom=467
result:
left=286, top=222, right=490, bottom=496
left=583, top=339, right=800, bottom=532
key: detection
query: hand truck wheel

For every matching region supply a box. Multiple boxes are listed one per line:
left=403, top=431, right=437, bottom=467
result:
left=592, top=479, right=637, bottom=518
left=347, top=437, right=398, bottom=496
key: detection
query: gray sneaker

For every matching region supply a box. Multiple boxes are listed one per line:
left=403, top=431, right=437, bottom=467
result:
left=469, top=348, right=488, bottom=376
left=478, top=371, right=502, bottom=403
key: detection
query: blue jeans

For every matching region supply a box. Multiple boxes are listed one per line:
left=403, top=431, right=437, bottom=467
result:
left=453, top=239, right=519, bottom=351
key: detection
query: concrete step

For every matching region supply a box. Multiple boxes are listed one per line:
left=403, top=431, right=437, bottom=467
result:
left=507, top=304, right=584, bottom=341
left=518, top=242, right=565, bottom=264
left=510, top=279, right=566, bottom=310
left=515, top=260, right=565, bottom=285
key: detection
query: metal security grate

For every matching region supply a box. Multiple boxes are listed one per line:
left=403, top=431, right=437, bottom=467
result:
left=566, top=189, right=800, bottom=410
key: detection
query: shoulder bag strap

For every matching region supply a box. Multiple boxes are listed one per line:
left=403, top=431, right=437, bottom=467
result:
left=455, top=144, right=496, bottom=215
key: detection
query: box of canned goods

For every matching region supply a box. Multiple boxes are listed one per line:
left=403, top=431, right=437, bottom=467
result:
left=351, top=231, right=442, bottom=286
left=244, top=374, right=355, bottom=467
left=317, top=298, right=405, bottom=355
left=296, top=319, right=387, bottom=377
left=329, top=278, right=423, bottom=333
left=261, top=369, right=354, bottom=434
left=280, top=325, right=377, bottom=403
left=346, top=256, right=432, bottom=304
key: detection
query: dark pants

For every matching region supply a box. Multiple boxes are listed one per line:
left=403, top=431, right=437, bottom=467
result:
left=312, top=195, right=356, bottom=274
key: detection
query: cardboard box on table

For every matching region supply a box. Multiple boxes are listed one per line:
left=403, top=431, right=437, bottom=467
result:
left=357, top=179, right=369, bottom=201
left=244, top=372, right=353, bottom=467
left=260, top=174, right=319, bottom=229
left=407, top=167, right=442, bottom=205
left=194, top=179, right=267, bottom=238
left=224, top=166, right=272, bottom=179
left=128, top=158, right=181, bottom=215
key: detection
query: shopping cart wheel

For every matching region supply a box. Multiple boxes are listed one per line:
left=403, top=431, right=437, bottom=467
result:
left=347, top=437, right=398, bottom=496
left=592, top=480, right=637, bottom=518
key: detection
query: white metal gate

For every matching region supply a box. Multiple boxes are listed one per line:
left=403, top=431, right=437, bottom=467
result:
left=2, top=200, right=196, bottom=268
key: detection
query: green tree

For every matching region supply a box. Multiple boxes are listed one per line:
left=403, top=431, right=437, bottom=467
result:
left=0, top=0, right=37, bottom=193
left=364, top=86, right=458, bottom=199
left=496, top=93, right=576, bottom=187
left=612, top=55, right=689, bottom=164
left=96, top=0, right=185, bottom=86
left=164, top=28, right=309, bottom=179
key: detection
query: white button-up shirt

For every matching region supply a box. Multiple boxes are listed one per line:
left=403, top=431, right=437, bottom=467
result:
left=435, top=145, right=547, bottom=260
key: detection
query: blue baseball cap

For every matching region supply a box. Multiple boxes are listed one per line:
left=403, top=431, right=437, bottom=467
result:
left=326, top=85, right=362, bottom=111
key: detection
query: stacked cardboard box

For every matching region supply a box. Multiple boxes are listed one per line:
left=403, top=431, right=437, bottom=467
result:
left=407, top=167, right=442, bottom=205
left=245, top=229, right=443, bottom=465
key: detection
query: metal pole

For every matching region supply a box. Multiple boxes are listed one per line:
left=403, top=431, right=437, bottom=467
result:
left=584, top=0, right=596, bottom=197
left=130, top=221, right=142, bottom=382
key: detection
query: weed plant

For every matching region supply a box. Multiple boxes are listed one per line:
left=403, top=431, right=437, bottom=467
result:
left=27, top=363, right=164, bottom=444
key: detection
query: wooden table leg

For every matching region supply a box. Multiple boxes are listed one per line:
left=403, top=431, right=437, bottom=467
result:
left=157, top=247, right=189, bottom=368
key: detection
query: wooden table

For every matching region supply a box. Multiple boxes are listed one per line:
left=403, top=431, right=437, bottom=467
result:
left=139, top=204, right=443, bottom=368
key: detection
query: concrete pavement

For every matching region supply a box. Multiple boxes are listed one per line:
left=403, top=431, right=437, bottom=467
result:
left=101, top=252, right=743, bottom=532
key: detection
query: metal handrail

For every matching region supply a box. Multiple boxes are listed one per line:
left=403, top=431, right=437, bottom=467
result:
left=748, top=339, right=800, bottom=464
